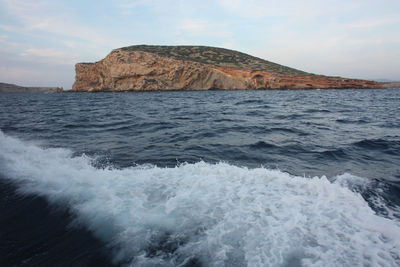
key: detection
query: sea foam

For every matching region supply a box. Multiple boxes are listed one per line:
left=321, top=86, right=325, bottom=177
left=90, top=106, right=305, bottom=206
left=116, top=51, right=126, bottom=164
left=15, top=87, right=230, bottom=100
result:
left=0, top=130, right=399, bottom=266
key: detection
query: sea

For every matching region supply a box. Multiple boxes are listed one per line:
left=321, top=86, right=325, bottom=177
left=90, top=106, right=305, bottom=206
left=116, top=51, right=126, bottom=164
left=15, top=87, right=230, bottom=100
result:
left=0, top=89, right=399, bottom=266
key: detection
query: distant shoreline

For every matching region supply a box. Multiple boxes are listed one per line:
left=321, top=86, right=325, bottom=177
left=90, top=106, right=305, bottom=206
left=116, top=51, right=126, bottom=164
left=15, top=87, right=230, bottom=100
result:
left=380, top=82, right=400, bottom=88
left=65, top=87, right=395, bottom=93
left=0, top=82, right=63, bottom=93
left=1, top=82, right=398, bottom=94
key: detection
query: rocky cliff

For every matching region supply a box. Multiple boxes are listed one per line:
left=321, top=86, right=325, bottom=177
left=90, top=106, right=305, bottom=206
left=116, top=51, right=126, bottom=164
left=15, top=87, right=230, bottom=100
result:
left=72, top=45, right=382, bottom=91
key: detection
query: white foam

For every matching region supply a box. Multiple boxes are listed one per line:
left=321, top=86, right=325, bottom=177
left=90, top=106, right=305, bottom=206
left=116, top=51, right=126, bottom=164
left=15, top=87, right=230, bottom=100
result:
left=1, top=130, right=399, bottom=266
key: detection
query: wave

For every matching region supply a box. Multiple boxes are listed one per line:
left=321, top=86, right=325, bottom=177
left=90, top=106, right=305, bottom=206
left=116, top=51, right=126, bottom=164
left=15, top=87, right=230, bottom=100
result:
left=234, top=99, right=265, bottom=105
left=304, top=108, right=331, bottom=114
left=318, top=148, right=348, bottom=160
left=353, top=138, right=400, bottom=152
left=248, top=141, right=278, bottom=149
left=336, top=118, right=368, bottom=124
left=0, top=131, right=399, bottom=266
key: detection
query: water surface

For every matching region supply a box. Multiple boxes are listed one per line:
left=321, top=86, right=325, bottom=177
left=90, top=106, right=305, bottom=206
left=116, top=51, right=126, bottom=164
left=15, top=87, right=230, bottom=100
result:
left=1, top=89, right=399, bottom=266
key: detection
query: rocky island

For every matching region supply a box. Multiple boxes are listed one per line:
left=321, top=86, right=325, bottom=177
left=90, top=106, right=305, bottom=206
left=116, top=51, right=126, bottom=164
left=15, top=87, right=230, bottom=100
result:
left=72, top=45, right=382, bottom=91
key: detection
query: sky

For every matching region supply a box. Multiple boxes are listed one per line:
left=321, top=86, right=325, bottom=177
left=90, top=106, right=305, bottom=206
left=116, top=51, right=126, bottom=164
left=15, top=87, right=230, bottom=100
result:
left=0, top=0, right=399, bottom=89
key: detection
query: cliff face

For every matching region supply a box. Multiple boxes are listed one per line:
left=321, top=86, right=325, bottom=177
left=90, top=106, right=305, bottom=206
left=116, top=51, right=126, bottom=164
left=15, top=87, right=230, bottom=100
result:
left=72, top=46, right=382, bottom=91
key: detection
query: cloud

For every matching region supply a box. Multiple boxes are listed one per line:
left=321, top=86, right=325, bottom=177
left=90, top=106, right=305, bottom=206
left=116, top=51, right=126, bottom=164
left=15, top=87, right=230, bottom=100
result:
left=0, top=0, right=130, bottom=53
left=18, top=48, right=78, bottom=66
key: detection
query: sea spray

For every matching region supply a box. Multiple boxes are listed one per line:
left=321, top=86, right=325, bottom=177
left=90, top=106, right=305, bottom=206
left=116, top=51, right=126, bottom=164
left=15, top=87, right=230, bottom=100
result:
left=0, top=131, right=399, bottom=266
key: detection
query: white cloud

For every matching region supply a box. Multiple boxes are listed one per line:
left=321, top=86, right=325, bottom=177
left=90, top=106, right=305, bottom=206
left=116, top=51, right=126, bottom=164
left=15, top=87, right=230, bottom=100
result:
left=0, top=0, right=130, bottom=54
left=18, top=48, right=78, bottom=66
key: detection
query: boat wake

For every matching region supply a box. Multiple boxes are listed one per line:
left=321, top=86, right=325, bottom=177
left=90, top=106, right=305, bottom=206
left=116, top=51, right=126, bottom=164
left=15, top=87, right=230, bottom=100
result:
left=0, top=131, right=399, bottom=266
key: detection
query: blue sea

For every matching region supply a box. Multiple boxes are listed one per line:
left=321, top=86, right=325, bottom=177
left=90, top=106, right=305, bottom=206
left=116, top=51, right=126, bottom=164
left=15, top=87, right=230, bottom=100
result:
left=0, top=89, right=400, bottom=266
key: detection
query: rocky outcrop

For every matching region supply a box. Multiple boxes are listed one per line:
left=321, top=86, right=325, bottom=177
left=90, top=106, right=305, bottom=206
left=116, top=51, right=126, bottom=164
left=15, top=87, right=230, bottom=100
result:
left=72, top=46, right=382, bottom=91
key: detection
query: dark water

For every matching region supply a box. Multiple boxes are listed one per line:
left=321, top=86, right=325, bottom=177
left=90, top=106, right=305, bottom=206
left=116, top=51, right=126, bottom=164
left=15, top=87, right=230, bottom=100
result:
left=0, top=89, right=400, bottom=266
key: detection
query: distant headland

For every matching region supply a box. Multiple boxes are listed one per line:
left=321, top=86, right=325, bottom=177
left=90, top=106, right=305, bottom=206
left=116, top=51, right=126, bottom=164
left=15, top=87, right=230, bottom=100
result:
left=71, top=45, right=382, bottom=92
left=0, top=82, right=63, bottom=93
left=380, top=82, right=400, bottom=88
